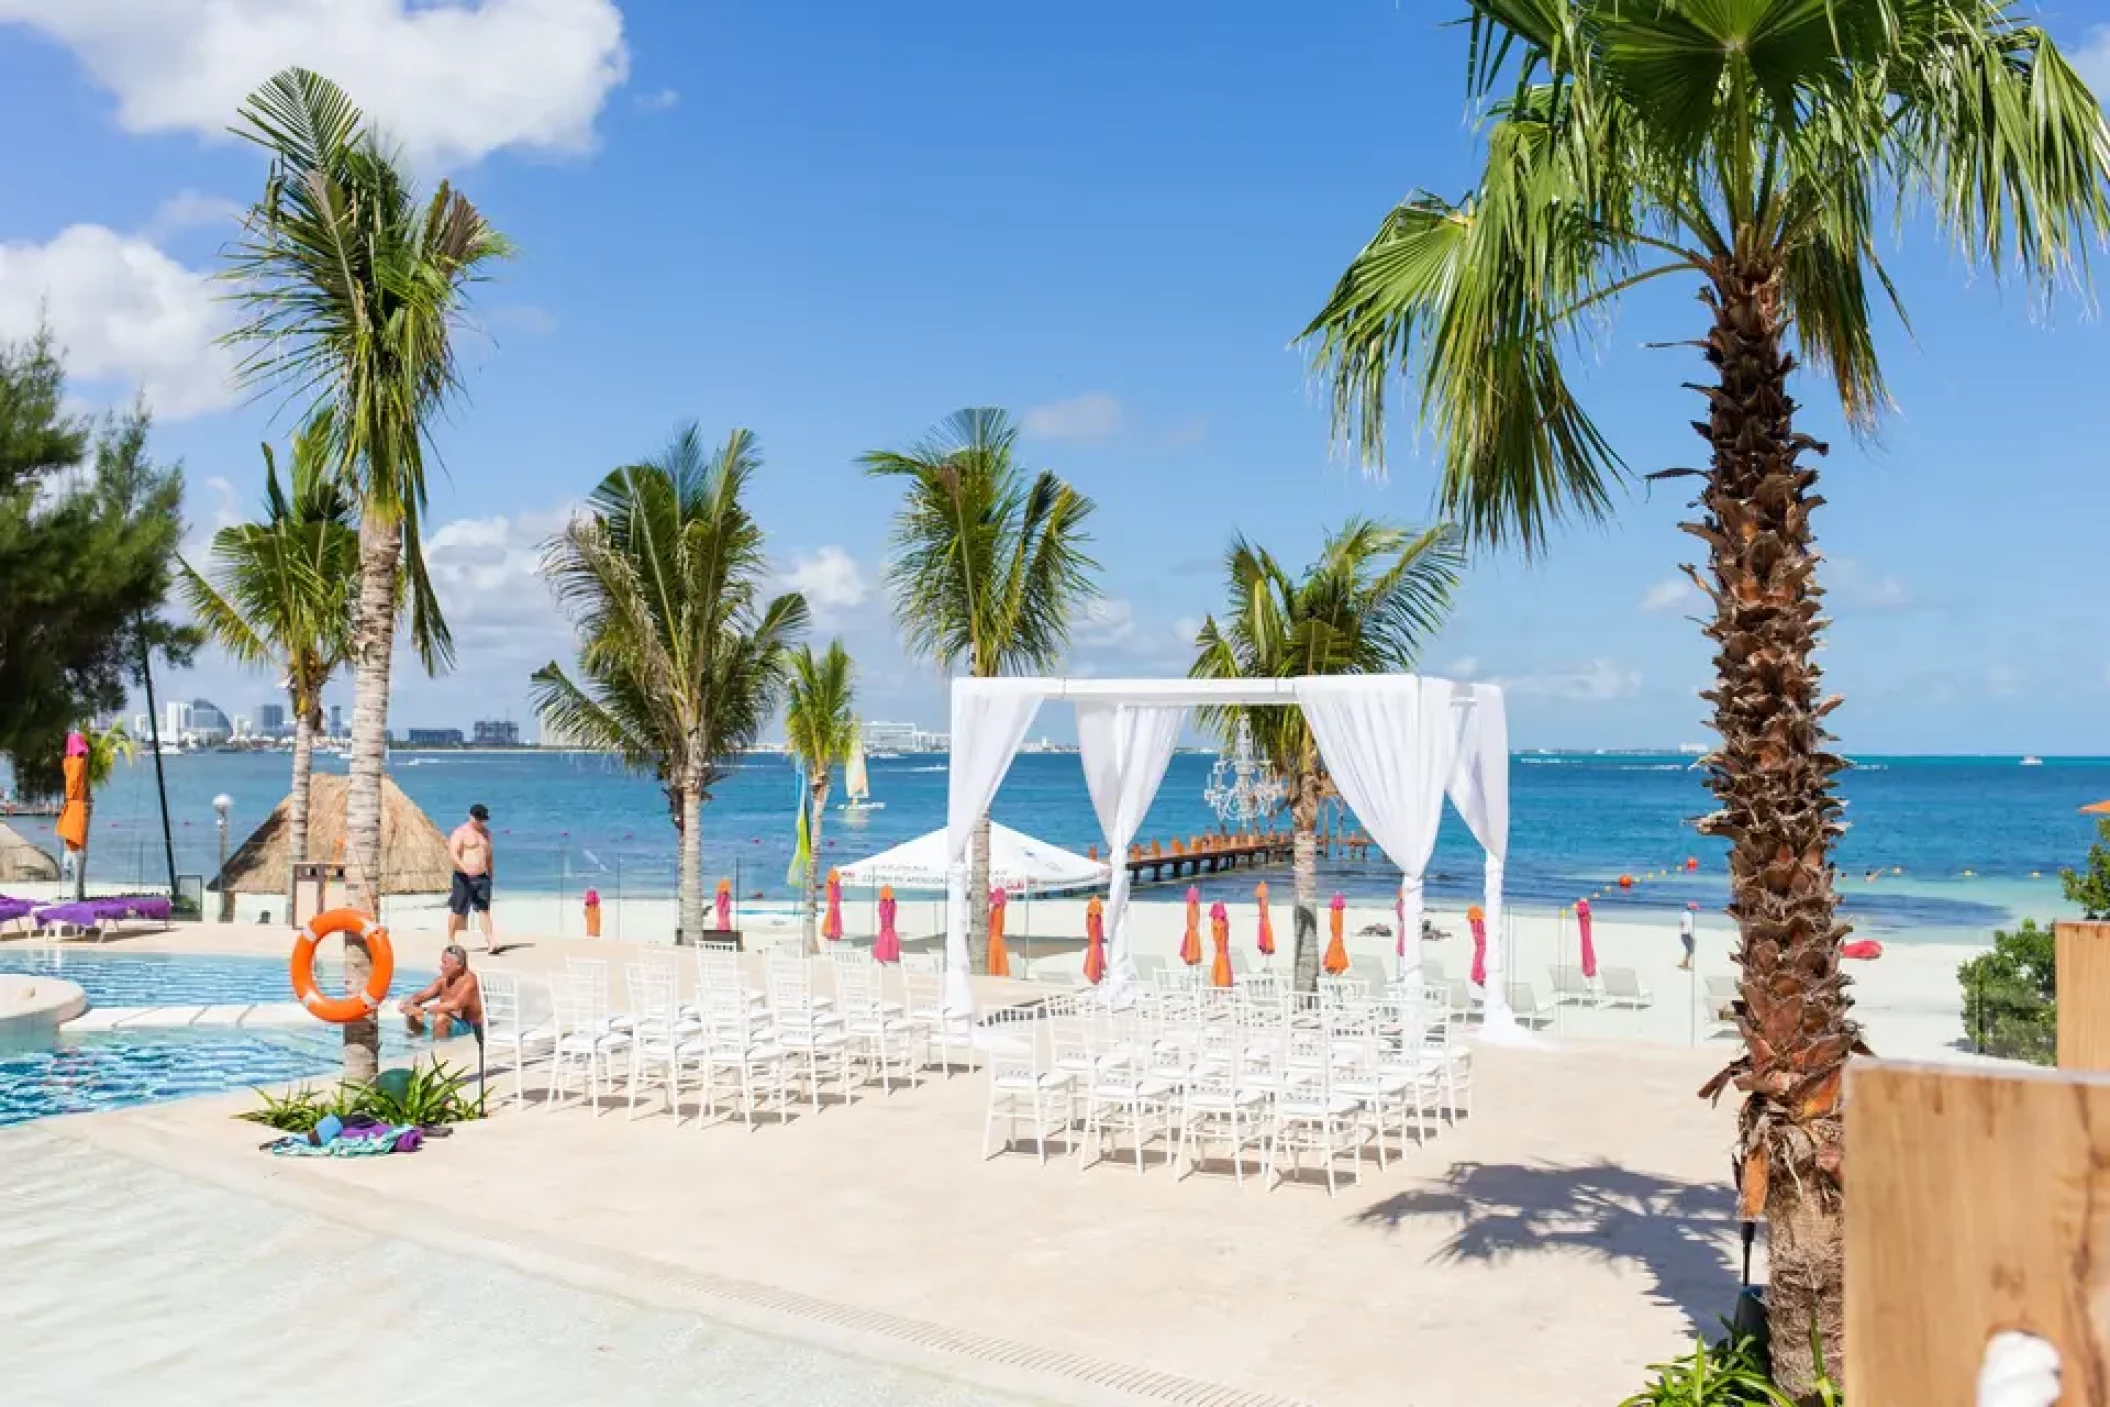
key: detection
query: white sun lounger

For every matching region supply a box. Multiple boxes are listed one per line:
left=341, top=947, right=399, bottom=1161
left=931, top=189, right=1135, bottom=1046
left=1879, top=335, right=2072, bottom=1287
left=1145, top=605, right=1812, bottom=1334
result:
left=1599, top=967, right=1654, bottom=1009
left=1704, top=975, right=1740, bottom=1030
left=1546, top=965, right=1599, bottom=1007
left=1505, top=982, right=1555, bottom=1026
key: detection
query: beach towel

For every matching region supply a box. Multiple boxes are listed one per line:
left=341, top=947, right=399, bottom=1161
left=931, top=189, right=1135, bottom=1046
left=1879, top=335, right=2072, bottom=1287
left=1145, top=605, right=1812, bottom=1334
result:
left=267, top=1123, right=424, bottom=1157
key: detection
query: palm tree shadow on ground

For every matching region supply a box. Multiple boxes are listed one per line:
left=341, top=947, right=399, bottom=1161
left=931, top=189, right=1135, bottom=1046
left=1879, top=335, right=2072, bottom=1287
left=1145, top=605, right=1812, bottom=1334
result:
left=1350, top=1159, right=1741, bottom=1338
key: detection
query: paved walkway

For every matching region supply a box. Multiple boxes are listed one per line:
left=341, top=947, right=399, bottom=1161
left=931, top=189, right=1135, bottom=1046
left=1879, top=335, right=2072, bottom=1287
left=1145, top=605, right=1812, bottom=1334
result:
left=0, top=1124, right=1031, bottom=1406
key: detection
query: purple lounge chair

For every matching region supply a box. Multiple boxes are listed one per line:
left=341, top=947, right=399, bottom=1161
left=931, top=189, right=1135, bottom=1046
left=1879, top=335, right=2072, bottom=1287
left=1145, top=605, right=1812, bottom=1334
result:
left=33, top=893, right=173, bottom=941
left=0, top=895, right=33, bottom=927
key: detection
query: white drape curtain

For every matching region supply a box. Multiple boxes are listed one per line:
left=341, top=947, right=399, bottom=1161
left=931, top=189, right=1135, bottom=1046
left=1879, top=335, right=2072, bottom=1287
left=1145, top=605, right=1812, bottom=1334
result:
left=943, top=683, right=1048, bottom=1013
left=1294, top=676, right=1462, bottom=1023
left=1075, top=702, right=1188, bottom=1003
left=1446, top=684, right=1511, bottom=1027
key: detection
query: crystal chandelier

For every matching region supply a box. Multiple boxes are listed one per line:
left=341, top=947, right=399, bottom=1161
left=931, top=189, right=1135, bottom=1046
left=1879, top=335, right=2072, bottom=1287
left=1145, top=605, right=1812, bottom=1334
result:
left=1203, top=718, right=1286, bottom=825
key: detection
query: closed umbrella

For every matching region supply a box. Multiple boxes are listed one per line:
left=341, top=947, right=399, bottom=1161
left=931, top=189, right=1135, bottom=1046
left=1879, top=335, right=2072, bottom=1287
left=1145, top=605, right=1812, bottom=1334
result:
left=987, top=886, right=1011, bottom=978
left=1323, top=893, right=1350, bottom=975
left=714, top=879, right=732, bottom=931
left=1255, top=881, right=1275, bottom=961
left=56, top=731, right=89, bottom=896
left=1209, top=901, right=1232, bottom=988
left=1395, top=888, right=1406, bottom=956
left=1084, top=895, right=1106, bottom=985
left=823, top=868, right=843, bottom=942
left=1180, top=886, right=1202, bottom=966
left=1468, top=904, right=1488, bottom=986
left=874, top=885, right=900, bottom=963
left=1576, top=897, right=1597, bottom=979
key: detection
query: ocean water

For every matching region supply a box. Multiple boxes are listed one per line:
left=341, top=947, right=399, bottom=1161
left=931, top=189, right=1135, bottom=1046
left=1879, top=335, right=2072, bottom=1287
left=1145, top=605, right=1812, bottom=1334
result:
left=7, top=749, right=2105, bottom=941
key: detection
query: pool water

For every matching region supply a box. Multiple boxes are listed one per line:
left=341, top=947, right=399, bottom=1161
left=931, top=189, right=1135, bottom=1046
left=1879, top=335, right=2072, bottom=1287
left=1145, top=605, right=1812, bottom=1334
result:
left=0, top=949, right=437, bottom=1128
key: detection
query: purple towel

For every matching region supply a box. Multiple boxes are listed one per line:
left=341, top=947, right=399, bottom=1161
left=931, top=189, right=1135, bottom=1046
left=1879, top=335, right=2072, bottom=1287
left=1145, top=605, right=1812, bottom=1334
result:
left=34, top=894, right=173, bottom=927
left=0, top=897, right=32, bottom=924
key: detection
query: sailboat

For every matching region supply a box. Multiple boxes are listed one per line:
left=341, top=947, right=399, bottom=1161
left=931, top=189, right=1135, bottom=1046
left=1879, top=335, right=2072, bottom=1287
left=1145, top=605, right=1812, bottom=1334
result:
left=840, top=726, right=885, bottom=813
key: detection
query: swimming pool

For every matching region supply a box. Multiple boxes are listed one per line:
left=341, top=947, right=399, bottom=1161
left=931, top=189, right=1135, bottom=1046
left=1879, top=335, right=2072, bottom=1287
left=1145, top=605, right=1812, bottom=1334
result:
left=0, top=949, right=435, bottom=1128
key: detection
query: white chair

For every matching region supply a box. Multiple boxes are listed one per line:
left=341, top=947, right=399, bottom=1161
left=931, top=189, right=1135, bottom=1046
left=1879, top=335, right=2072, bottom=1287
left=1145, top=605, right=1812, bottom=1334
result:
left=1422, top=957, right=1447, bottom=983
left=1601, top=967, right=1655, bottom=1009
left=1505, top=982, right=1556, bottom=1026
left=1547, top=965, right=1600, bottom=1007
left=982, top=1034, right=1074, bottom=1164
left=1078, top=1040, right=1179, bottom=1176
left=479, top=971, right=555, bottom=1110
left=1704, top=975, right=1740, bottom=1032
left=898, top=951, right=941, bottom=974
left=1266, top=1027, right=1368, bottom=1196
left=691, top=948, right=766, bottom=1020
left=837, top=963, right=920, bottom=1093
left=623, top=962, right=688, bottom=1120
left=902, top=970, right=974, bottom=1075
left=677, top=1002, right=792, bottom=1129
left=1410, top=995, right=1473, bottom=1122
left=1347, top=955, right=1390, bottom=990
left=547, top=971, right=631, bottom=1113
left=1176, top=1027, right=1267, bottom=1184
left=768, top=960, right=850, bottom=1112
left=1336, top=1029, right=1423, bottom=1166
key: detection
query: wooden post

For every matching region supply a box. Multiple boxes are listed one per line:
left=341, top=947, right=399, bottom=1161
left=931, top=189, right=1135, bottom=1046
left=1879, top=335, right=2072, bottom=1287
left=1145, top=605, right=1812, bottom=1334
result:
left=1846, top=1059, right=2110, bottom=1404
left=2056, top=920, right=2110, bottom=1070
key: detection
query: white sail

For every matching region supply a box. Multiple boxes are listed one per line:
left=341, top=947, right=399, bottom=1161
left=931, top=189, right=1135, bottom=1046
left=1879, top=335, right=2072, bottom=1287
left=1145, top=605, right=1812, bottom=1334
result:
left=845, top=728, right=870, bottom=802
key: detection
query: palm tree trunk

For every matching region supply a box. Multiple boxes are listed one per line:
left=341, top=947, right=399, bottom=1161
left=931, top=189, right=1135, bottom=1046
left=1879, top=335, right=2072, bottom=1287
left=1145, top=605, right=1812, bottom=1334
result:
left=1690, top=262, right=1852, bottom=1399
left=802, top=777, right=831, bottom=955
left=340, top=512, right=402, bottom=1086
left=1289, top=771, right=1321, bottom=993
left=285, top=700, right=316, bottom=927
left=968, top=815, right=992, bottom=976
left=677, top=758, right=706, bottom=943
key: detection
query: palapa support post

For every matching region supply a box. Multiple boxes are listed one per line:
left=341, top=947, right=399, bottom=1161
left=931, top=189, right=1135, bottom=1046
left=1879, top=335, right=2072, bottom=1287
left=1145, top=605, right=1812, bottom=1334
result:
left=2055, top=920, right=2110, bottom=1070
left=1846, top=1058, right=2109, bottom=1404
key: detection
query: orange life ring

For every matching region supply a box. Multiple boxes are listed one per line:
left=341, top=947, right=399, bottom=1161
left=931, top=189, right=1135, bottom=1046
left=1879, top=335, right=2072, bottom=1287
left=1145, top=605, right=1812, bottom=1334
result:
left=290, top=908, right=395, bottom=1023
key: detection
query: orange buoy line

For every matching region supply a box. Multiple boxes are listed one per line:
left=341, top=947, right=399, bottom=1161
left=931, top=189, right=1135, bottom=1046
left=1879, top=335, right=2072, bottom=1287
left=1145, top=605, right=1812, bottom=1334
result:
left=290, top=908, right=394, bottom=1024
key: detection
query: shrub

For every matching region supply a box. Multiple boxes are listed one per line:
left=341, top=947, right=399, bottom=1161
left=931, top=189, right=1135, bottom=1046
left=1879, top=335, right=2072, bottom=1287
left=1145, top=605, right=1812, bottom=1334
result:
left=1622, top=1333, right=1842, bottom=1407
left=238, top=1060, right=481, bottom=1132
left=1958, top=920, right=2056, bottom=1065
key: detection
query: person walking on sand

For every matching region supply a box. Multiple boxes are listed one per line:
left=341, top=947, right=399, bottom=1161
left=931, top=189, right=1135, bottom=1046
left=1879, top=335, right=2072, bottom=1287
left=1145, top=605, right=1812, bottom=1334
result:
left=1678, top=902, right=1697, bottom=970
left=448, top=803, right=496, bottom=955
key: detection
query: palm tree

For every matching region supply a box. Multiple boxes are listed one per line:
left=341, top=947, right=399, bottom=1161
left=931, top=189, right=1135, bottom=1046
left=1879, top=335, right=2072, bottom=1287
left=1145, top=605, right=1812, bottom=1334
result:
left=1190, top=521, right=1463, bottom=993
left=531, top=426, right=809, bottom=941
left=180, top=418, right=357, bottom=924
left=69, top=722, right=137, bottom=900
left=220, top=68, right=508, bottom=1083
left=863, top=409, right=1098, bottom=973
left=784, top=641, right=858, bottom=955
left=1300, top=4, right=2110, bottom=1390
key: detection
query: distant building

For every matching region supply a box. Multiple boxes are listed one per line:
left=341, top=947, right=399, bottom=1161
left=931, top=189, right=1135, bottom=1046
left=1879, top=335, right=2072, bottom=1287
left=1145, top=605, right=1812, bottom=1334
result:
left=329, top=704, right=344, bottom=736
left=258, top=703, right=286, bottom=735
left=231, top=715, right=252, bottom=739
left=405, top=727, right=465, bottom=747
left=473, top=720, right=520, bottom=747
left=132, top=712, right=150, bottom=739
left=164, top=700, right=192, bottom=737
left=187, top=698, right=232, bottom=744
left=862, top=720, right=919, bottom=753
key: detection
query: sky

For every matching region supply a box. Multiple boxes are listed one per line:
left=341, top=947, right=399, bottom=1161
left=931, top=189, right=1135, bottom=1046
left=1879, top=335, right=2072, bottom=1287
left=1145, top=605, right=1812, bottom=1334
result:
left=2, top=1, right=2109, bottom=755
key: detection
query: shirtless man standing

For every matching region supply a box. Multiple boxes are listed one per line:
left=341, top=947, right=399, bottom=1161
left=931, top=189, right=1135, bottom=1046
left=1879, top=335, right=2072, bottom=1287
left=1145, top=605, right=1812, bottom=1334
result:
left=448, top=803, right=496, bottom=954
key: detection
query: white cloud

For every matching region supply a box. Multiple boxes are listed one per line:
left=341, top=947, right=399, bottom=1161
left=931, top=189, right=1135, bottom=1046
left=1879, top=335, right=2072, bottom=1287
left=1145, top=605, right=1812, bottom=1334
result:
left=423, top=505, right=573, bottom=659
left=1497, top=659, right=1643, bottom=702
left=1076, top=597, right=1139, bottom=647
left=1640, top=577, right=1696, bottom=613
left=0, top=224, right=236, bottom=418
left=145, top=190, right=246, bottom=238
left=0, top=0, right=630, bottom=169
left=1829, top=558, right=1915, bottom=613
left=780, top=546, right=869, bottom=617
left=635, top=87, right=680, bottom=112
left=2073, top=26, right=2110, bottom=97
left=1447, top=656, right=1481, bottom=680
left=1022, top=392, right=1124, bottom=443
left=1172, top=616, right=1204, bottom=648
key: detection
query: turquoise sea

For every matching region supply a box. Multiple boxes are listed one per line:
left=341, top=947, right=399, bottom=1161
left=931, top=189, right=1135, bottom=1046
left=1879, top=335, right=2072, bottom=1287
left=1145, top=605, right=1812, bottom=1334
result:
left=5, top=749, right=2104, bottom=942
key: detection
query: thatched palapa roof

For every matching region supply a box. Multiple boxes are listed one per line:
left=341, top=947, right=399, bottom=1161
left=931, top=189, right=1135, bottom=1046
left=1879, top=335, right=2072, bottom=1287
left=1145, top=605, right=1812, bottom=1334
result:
left=0, top=821, right=59, bottom=883
left=211, top=774, right=454, bottom=895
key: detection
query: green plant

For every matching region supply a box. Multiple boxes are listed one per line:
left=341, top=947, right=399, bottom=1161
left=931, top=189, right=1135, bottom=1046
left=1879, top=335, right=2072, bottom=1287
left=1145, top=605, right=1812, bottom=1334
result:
left=1301, top=5, right=2109, bottom=1391
left=236, top=1061, right=481, bottom=1133
left=238, top=1083, right=333, bottom=1133
left=1622, top=1332, right=1842, bottom=1407
left=1959, top=919, right=2056, bottom=1065
left=2063, top=818, right=2110, bottom=920
left=783, top=640, right=857, bottom=955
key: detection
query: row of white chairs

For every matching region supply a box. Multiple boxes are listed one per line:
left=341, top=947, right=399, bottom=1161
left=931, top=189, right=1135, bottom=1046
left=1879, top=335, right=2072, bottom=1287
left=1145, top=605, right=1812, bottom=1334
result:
left=480, top=948, right=976, bottom=1126
left=984, top=980, right=1472, bottom=1195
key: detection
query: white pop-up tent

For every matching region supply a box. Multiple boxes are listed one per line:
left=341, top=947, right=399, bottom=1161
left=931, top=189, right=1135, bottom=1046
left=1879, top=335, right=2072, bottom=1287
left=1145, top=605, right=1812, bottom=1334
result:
left=838, top=820, right=1111, bottom=893
left=939, top=675, right=1515, bottom=1036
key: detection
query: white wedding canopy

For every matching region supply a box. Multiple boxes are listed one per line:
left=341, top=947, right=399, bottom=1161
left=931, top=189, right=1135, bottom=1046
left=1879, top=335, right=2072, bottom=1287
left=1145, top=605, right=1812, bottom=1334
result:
left=939, top=675, right=1515, bottom=1032
left=838, top=820, right=1111, bottom=893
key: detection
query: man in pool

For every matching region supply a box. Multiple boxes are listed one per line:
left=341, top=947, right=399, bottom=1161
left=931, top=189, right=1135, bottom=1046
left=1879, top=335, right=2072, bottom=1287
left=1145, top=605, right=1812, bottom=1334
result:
left=448, top=802, right=496, bottom=955
left=399, top=944, right=484, bottom=1039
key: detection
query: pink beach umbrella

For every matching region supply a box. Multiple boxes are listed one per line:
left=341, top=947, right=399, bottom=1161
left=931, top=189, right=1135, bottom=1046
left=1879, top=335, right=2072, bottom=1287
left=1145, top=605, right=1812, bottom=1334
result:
left=873, top=885, right=900, bottom=963
left=1468, top=904, right=1488, bottom=986
left=1208, top=901, right=1232, bottom=989
left=1576, top=898, right=1597, bottom=978
left=714, top=879, right=732, bottom=931
left=1395, top=889, right=1406, bottom=956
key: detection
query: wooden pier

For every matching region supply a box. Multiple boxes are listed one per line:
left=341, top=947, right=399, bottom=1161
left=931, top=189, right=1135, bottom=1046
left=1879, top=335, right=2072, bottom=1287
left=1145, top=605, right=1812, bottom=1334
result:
left=1087, top=829, right=1376, bottom=886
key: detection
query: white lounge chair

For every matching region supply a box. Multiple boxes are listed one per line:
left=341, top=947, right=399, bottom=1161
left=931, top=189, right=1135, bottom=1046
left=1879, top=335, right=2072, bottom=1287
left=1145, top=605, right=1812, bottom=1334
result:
left=1600, top=966, right=1655, bottom=1009
left=1547, top=964, right=1599, bottom=1007
left=1504, top=982, right=1555, bottom=1026
left=1704, top=975, right=1740, bottom=1031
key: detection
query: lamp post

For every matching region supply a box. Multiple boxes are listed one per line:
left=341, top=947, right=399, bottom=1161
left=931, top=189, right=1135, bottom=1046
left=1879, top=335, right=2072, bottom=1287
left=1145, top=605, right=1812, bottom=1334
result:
left=212, top=793, right=233, bottom=923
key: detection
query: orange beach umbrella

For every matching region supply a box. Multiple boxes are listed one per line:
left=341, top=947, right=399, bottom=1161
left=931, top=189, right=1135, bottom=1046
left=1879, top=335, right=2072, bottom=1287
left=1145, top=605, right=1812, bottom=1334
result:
left=1209, top=901, right=1232, bottom=988
left=55, top=731, right=89, bottom=854
left=1084, top=895, right=1106, bottom=985
left=1180, top=886, right=1202, bottom=966
left=987, top=886, right=1011, bottom=978
left=2083, top=801, right=2110, bottom=815
left=823, top=867, right=843, bottom=941
left=1255, top=881, right=1275, bottom=959
left=1323, top=893, right=1349, bottom=975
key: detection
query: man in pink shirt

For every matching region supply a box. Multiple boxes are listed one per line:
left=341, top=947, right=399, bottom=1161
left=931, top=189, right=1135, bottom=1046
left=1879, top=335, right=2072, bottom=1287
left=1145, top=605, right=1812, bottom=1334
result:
left=447, top=802, right=497, bottom=955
